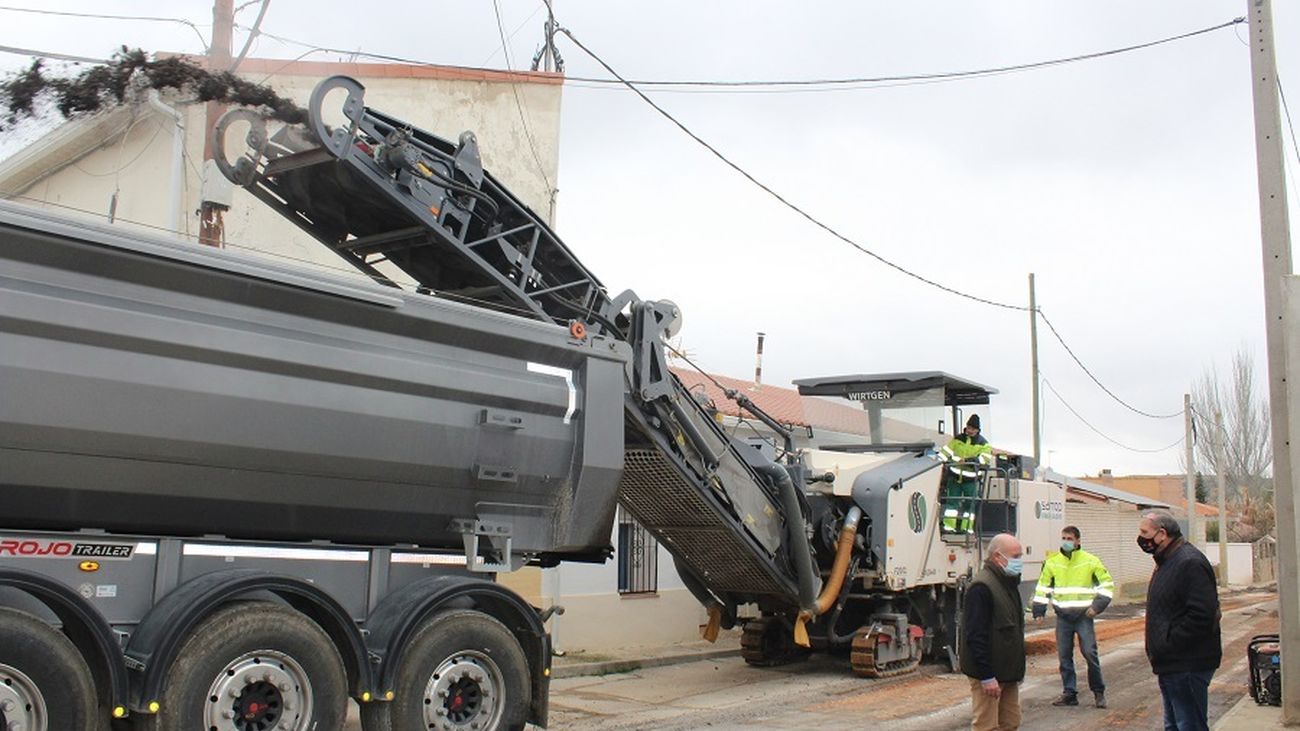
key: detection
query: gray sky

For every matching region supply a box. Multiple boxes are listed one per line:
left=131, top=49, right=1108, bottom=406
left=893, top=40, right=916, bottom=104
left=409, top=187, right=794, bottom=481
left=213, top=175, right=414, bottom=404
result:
left=3, top=0, right=1297, bottom=479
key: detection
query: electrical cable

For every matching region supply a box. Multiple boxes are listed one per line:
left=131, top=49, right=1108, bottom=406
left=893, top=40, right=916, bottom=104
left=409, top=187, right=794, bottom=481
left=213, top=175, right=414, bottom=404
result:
left=555, top=25, right=1026, bottom=312
left=0, top=5, right=209, bottom=51
left=1279, top=75, right=1300, bottom=174
left=0, top=45, right=106, bottom=64
left=491, top=0, right=555, bottom=199
left=71, top=118, right=165, bottom=178
left=229, top=0, right=270, bottom=73
left=1036, top=309, right=1183, bottom=419
left=480, top=3, right=545, bottom=67
left=558, top=17, right=1244, bottom=90
left=1041, top=375, right=1185, bottom=453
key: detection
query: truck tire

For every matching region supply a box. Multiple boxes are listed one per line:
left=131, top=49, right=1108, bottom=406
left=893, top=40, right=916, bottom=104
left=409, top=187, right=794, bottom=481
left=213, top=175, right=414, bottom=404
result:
left=0, top=607, right=99, bottom=731
left=137, top=601, right=347, bottom=731
left=360, top=609, right=530, bottom=731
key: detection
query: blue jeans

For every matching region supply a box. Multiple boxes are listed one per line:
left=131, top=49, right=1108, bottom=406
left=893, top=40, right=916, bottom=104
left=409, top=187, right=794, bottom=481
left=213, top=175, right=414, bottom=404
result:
left=1158, top=669, right=1215, bottom=731
left=1056, top=612, right=1104, bottom=694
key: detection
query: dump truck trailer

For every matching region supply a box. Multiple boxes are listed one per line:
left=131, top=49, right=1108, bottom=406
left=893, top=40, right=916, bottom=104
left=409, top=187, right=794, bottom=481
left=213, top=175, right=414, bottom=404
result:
left=0, top=199, right=629, bottom=730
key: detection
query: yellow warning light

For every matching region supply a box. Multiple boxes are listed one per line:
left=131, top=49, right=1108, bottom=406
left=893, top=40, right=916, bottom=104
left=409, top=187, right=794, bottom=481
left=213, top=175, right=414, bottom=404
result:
left=543, top=667, right=551, bottom=677
left=148, top=701, right=160, bottom=713
left=79, top=561, right=100, bottom=572
left=112, top=706, right=126, bottom=718
left=361, top=691, right=372, bottom=702
left=385, top=690, right=395, bottom=700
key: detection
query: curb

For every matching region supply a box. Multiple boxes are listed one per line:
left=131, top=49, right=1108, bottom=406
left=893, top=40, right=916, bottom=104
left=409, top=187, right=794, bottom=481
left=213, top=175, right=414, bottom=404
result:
left=551, top=647, right=742, bottom=679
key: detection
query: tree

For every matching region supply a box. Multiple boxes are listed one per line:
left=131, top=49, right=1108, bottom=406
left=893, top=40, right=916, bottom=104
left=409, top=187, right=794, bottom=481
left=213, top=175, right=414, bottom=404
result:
left=1194, top=472, right=1210, bottom=505
left=1191, top=347, right=1272, bottom=497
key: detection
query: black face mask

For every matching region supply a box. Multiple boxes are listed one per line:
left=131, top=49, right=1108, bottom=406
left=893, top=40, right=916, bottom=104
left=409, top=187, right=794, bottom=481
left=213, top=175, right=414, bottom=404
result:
left=1136, top=535, right=1159, bottom=554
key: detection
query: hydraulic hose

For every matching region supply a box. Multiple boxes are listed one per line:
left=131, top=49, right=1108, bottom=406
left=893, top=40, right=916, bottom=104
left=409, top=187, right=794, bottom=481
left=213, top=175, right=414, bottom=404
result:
left=813, top=506, right=862, bottom=615
left=794, top=506, right=863, bottom=647
left=757, top=462, right=820, bottom=614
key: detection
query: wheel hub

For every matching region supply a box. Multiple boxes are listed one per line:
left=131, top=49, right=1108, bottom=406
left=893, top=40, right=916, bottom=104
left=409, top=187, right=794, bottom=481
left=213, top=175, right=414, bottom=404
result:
left=0, top=664, right=48, bottom=731
left=205, top=651, right=313, bottom=731
left=422, top=651, right=504, bottom=731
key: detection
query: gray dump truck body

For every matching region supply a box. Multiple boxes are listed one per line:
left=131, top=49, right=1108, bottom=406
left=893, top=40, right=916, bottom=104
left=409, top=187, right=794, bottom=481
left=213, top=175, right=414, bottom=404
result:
left=0, top=201, right=627, bottom=560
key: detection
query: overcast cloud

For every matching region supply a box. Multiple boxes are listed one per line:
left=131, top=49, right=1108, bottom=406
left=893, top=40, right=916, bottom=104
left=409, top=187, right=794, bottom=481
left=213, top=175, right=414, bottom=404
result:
left=2, top=0, right=1297, bottom=478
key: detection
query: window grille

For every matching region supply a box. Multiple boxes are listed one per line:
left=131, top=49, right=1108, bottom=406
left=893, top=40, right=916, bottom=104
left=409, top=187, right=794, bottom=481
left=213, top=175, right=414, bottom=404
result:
left=617, top=509, right=658, bottom=595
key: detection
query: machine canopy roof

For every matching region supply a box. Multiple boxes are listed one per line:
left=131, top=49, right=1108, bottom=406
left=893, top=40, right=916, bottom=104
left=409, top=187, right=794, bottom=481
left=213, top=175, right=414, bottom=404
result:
left=793, top=371, right=998, bottom=407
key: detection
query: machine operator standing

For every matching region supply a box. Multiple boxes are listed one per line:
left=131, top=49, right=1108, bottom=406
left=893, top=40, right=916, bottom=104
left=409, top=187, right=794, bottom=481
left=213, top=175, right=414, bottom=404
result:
left=1033, top=526, right=1115, bottom=709
left=939, top=414, right=993, bottom=533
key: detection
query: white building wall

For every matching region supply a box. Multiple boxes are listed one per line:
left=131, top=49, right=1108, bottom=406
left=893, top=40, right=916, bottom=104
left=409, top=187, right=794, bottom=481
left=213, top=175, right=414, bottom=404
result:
left=1205, top=542, right=1255, bottom=586
left=1066, top=502, right=1153, bottom=601
left=3, top=59, right=562, bottom=285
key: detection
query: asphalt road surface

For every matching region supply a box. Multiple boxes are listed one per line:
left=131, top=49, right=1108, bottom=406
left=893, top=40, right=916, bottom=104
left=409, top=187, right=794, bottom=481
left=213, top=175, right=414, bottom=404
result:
left=539, top=592, right=1277, bottom=730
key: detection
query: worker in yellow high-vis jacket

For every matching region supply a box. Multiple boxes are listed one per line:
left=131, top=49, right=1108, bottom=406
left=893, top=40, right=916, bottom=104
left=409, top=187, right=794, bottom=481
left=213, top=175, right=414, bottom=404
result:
left=938, top=414, right=993, bottom=534
left=1032, top=526, right=1115, bottom=709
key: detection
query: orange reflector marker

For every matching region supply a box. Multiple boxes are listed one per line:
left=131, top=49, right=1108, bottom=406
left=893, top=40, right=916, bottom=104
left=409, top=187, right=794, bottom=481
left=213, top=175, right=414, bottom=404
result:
left=79, top=561, right=100, bottom=572
left=569, top=320, right=587, bottom=340
left=429, top=205, right=440, bottom=217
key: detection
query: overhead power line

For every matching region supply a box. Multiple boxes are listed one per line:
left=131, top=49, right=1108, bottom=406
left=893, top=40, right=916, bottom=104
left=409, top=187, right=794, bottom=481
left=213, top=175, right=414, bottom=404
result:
left=560, top=17, right=1245, bottom=92
left=491, top=0, right=554, bottom=199
left=1037, top=310, right=1183, bottom=419
left=0, top=45, right=106, bottom=64
left=555, top=26, right=1026, bottom=311
left=1042, top=376, right=1185, bottom=454
left=0, top=5, right=209, bottom=51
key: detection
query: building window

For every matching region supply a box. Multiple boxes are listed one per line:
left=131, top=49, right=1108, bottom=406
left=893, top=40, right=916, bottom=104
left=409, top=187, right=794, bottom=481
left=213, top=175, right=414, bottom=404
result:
left=617, top=509, right=658, bottom=595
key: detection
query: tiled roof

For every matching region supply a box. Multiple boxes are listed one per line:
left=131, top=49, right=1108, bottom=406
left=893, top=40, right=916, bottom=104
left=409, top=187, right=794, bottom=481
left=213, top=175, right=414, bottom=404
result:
left=670, top=368, right=942, bottom=443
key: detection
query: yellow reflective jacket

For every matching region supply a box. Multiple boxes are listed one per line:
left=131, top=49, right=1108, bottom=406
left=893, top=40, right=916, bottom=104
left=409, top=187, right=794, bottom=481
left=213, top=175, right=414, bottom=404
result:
left=1031, top=548, right=1115, bottom=618
left=938, top=435, right=993, bottom=479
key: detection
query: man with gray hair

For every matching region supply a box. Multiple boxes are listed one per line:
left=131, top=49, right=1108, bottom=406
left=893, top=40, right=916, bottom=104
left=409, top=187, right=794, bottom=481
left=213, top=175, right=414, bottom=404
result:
left=1139, top=510, right=1221, bottom=731
left=960, top=533, right=1027, bottom=730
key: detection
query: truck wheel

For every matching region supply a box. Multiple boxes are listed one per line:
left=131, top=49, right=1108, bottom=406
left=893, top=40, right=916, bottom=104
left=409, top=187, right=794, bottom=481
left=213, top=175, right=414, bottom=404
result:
left=0, top=607, right=99, bottom=731
left=138, top=601, right=346, bottom=731
left=360, top=609, right=530, bottom=731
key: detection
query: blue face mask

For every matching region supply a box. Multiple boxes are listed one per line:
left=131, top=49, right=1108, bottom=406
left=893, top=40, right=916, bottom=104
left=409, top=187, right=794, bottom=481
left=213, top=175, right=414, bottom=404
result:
left=1002, top=555, right=1024, bottom=577
left=1061, top=540, right=1075, bottom=553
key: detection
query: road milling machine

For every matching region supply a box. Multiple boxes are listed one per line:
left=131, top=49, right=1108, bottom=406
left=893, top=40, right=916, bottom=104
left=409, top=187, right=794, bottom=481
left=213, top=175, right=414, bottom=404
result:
left=0, top=75, right=1063, bottom=730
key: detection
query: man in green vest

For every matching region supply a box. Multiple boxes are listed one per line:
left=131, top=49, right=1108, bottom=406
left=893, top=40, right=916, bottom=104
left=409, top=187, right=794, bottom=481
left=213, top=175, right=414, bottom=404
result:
left=1032, top=525, right=1114, bottom=708
left=960, top=533, right=1027, bottom=731
left=939, top=414, right=993, bottom=534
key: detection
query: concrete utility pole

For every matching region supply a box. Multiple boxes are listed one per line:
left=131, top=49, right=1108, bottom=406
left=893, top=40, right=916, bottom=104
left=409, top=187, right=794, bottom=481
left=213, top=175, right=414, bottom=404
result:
left=200, top=0, right=234, bottom=247
left=1029, top=273, right=1041, bottom=468
left=1217, top=410, right=1229, bottom=587
left=1246, top=0, right=1300, bottom=720
left=1184, top=393, right=1197, bottom=544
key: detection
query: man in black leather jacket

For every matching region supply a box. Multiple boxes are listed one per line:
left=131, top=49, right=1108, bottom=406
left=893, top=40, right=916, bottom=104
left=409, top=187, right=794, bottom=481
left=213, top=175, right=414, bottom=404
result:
left=1139, top=511, right=1221, bottom=731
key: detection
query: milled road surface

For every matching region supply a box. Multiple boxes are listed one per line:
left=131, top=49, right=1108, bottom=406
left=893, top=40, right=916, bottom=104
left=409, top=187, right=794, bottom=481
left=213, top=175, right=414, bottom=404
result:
left=542, top=592, right=1277, bottom=730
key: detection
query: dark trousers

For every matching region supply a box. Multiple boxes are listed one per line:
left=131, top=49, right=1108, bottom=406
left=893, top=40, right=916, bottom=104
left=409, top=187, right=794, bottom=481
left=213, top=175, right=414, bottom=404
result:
left=1056, top=612, right=1104, bottom=694
left=1157, top=669, right=1214, bottom=731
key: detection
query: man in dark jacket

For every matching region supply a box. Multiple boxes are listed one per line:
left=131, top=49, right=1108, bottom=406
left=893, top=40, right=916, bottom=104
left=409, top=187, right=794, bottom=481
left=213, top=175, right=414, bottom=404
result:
left=960, top=533, right=1026, bottom=731
left=1139, top=511, right=1221, bottom=731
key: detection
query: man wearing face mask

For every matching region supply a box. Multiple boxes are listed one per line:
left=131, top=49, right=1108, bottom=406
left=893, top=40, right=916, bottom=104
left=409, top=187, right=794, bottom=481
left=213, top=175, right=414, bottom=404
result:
left=1032, top=526, right=1114, bottom=708
left=1139, top=511, right=1221, bottom=731
left=960, top=533, right=1027, bottom=731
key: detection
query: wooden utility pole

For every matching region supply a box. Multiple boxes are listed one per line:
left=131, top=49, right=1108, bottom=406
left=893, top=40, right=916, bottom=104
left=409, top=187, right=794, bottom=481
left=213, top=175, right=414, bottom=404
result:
left=199, top=0, right=233, bottom=247
left=1029, top=273, right=1041, bottom=468
left=1246, top=0, right=1300, bottom=720
left=1184, top=394, right=1197, bottom=543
